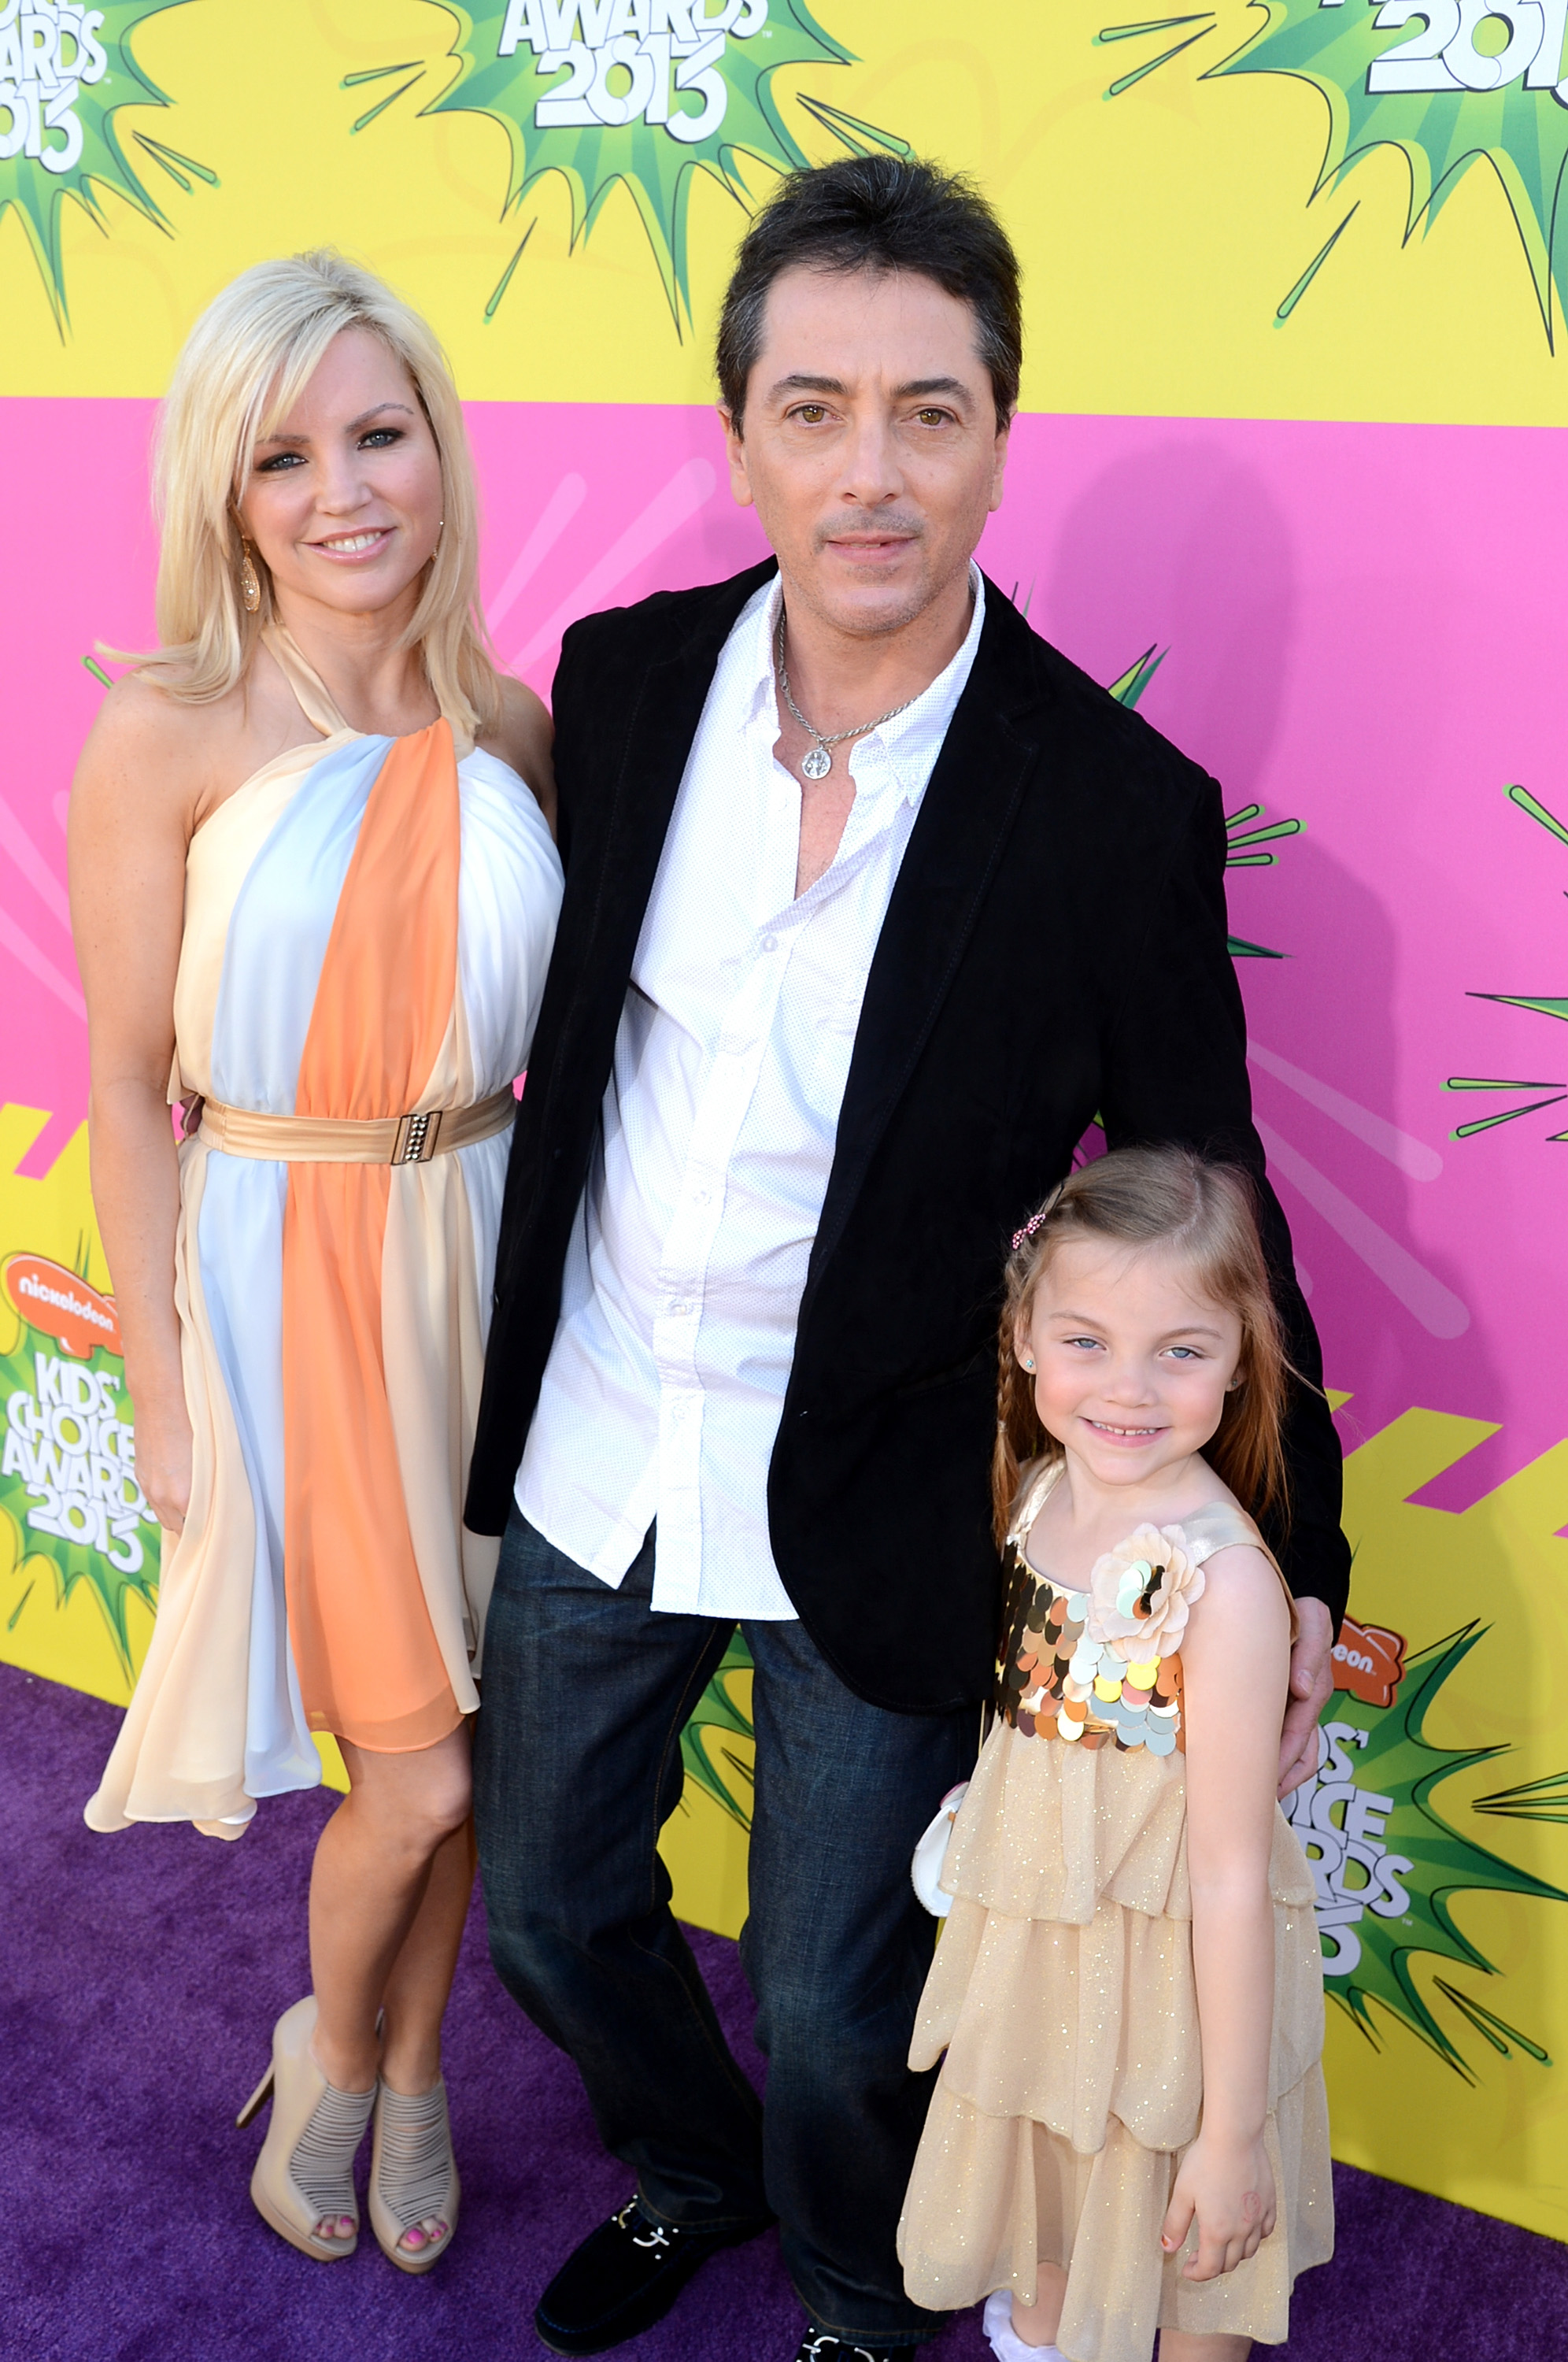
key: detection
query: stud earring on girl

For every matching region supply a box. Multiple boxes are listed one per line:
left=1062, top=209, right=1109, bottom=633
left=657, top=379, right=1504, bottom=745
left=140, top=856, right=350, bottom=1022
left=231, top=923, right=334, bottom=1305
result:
left=1021, top=1355, right=1036, bottom=1372
left=239, top=539, right=262, bottom=615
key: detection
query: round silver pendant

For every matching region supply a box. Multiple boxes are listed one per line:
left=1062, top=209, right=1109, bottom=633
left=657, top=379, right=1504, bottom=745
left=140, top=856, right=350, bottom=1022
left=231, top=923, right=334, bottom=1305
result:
left=801, top=746, right=832, bottom=780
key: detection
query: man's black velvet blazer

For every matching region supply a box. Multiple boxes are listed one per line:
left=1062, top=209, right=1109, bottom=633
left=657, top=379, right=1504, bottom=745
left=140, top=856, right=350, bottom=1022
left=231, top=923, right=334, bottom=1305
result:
left=466, top=559, right=1351, bottom=1716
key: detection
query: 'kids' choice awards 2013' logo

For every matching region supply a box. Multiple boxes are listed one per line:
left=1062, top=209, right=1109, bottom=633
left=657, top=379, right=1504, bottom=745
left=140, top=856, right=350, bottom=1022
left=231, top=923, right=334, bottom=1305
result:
left=357, top=0, right=907, bottom=324
left=1283, top=1611, right=1568, bottom=2074
left=497, top=0, right=774, bottom=137
left=1104, top=0, right=1568, bottom=341
left=0, top=1252, right=160, bottom=1679
left=0, top=0, right=213, bottom=325
left=0, top=1, right=108, bottom=172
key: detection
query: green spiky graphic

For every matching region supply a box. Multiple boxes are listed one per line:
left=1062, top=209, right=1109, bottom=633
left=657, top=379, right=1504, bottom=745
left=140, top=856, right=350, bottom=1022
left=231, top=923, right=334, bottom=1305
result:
left=0, top=1320, right=159, bottom=1678
left=1099, top=3, right=1568, bottom=342
left=0, top=1, right=211, bottom=330
left=1108, top=642, right=1302, bottom=957
left=375, top=2, right=906, bottom=327
left=681, top=1626, right=754, bottom=1827
left=1448, top=783, right=1568, bottom=1138
left=1288, top=1625, right=1568, bottom=2072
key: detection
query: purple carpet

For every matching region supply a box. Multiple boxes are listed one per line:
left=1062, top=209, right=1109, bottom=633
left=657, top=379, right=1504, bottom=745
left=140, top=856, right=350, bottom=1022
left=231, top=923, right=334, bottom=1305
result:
left=3, top=1662, right=1565, bottom=2362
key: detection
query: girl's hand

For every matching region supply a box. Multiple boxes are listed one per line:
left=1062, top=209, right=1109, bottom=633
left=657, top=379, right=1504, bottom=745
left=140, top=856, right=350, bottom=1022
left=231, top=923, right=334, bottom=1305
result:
left=1160, top=2132, right=1277, bottom=2282
left=131, top=1394, right=194, bottom=1535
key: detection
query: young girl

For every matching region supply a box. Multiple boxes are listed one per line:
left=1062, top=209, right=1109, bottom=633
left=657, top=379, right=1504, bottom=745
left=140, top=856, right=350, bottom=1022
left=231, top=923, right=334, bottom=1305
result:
left=897, top=1146, right=1333, bottom=2362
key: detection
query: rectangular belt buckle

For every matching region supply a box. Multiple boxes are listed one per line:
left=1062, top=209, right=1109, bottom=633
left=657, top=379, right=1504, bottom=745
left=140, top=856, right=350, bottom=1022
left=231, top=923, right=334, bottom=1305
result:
left=392, top=1109, right=442, bottom=1164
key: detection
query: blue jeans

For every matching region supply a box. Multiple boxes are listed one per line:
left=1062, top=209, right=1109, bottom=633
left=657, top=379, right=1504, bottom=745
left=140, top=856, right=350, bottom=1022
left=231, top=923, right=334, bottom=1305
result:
left=473, top=1510, right=978, bottom=2342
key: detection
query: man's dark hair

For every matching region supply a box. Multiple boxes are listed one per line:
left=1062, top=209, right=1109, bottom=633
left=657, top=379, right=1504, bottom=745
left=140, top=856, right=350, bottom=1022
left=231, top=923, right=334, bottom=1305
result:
left=716, top=155, right=1022, bottom=431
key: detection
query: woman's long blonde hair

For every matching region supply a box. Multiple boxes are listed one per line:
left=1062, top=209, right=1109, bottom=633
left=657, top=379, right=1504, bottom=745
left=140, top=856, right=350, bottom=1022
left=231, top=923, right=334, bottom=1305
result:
left=130, top=250, right=502, bottom=739
left=993, top=1146, right=1298, bottom=1547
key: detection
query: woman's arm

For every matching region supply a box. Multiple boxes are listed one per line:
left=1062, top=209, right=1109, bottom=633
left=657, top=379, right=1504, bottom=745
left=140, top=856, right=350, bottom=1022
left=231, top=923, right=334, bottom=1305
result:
left=1160, top=1541, right=1293, bottom=2281
left=68, top=679, right=202, bottom=1533
left=486, top=676, right=557, bottom=840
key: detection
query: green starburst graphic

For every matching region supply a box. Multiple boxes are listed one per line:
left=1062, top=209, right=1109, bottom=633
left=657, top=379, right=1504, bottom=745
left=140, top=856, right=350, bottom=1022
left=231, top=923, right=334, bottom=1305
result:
left=1108, top=640, right=1303, bottom=957
left=1286, top=1625, right=1568, bottom=2071
left=364, top=2, right=905, bottom=327
left=0, top=1317, right=159, bottom=1679
left=1446, top=783, right=1568, bottom=1139
left=0, top=0, right=212, bottom=330
left=1099, top=2, right=1568, bottom=342
left=681, top=1625, right=755, bottom=1827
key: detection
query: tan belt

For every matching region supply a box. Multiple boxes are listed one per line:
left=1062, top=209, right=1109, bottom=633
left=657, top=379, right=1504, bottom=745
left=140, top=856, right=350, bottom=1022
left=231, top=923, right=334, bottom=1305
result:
left=194, top=1087, right=516, bottom=1166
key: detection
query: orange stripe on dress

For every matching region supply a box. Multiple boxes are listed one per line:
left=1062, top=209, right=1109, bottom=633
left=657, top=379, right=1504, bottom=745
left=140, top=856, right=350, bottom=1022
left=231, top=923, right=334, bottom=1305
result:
left=282, top=721, right=462, bottom=1753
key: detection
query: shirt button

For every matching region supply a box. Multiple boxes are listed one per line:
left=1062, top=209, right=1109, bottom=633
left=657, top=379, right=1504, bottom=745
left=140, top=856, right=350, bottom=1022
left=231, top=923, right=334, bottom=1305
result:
left=671, top=1301, right=691, bottom=1316
left=692, top=1188, right=710, bottom=1205
left=762, top=934, right=778, bottom=953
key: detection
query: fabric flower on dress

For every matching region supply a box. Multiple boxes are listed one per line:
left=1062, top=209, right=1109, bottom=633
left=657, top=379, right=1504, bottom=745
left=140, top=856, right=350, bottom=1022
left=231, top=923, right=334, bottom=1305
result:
left=1089, top=1525, right=1204, bottom=1663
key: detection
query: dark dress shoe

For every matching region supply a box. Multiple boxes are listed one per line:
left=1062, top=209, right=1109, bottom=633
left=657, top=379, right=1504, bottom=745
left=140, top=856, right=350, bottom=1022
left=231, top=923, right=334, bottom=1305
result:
left=534, top=2197, right=770, bottom=2355
left=793, top=2335, right=909, bottom=2362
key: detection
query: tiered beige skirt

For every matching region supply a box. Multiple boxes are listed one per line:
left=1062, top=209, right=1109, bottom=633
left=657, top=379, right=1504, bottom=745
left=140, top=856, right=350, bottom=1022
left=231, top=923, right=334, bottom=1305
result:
left=897, top=1727, right=1335, bottom=2361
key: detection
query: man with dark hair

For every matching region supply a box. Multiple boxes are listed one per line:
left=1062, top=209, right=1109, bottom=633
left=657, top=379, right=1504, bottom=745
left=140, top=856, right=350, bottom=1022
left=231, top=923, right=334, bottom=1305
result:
left=469, top=156, right=1347, bottom=2360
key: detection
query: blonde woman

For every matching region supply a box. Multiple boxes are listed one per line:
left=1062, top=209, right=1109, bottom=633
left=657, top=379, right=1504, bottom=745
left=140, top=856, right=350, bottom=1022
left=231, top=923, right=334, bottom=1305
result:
left=70, top=252, right=563, bottom=2271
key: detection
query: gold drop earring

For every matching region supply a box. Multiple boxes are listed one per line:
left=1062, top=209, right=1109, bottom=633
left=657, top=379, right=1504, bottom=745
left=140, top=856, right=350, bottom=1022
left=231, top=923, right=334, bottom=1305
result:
left=239, top=537, right=262, bottom=615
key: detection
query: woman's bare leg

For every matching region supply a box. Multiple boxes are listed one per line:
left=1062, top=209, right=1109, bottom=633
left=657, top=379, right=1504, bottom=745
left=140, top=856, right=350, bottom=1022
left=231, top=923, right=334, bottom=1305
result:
left=379, top=1816, right=476, bottom=2090
left=304, top=1722, right=474, bottom=2246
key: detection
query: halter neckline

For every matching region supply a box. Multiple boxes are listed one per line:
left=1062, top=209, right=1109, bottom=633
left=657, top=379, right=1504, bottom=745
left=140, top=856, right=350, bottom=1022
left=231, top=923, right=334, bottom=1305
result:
left=261, top=622, right=351, bottom=739
left=260, top=621, right=472, bottom=755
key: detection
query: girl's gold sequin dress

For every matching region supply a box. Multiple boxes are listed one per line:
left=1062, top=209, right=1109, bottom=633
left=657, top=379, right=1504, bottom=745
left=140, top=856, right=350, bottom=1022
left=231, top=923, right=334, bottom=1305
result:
left=897, top=1461, right=1334, bottom=2362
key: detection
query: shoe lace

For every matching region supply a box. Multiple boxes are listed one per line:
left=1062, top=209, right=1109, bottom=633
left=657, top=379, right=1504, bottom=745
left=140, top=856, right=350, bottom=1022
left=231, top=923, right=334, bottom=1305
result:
left=802, top=2337, right=888, bottom=2362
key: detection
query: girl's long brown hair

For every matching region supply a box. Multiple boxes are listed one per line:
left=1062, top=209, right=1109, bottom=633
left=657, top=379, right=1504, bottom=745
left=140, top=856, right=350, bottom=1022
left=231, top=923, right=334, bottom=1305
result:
left=993, top=1146, right=1300, bottom=1547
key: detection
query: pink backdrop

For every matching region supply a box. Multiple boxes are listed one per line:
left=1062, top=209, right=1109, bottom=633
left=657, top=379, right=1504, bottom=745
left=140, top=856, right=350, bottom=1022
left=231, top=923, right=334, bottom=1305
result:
left=4, top=395, right=1562, bottom=1505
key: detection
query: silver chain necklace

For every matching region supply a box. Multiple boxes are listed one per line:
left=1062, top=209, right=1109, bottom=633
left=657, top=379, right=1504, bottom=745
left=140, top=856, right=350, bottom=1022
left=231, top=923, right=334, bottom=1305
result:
left=773, top=607, right=921, bottom=780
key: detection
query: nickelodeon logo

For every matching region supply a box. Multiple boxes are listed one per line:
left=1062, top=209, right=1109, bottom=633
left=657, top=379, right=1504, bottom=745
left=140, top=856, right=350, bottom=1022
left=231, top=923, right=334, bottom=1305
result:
left=2, top=1255, right=121, bottom=1361
left=1330, top=1616, right=1405, bottom=1710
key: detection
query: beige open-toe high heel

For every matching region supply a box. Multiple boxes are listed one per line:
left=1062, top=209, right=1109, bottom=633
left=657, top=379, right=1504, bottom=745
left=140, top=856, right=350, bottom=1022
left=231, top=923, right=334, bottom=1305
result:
left=237, top=1996, right=376, bottom=2261
left=368, top=2076, right=460, bottom=2274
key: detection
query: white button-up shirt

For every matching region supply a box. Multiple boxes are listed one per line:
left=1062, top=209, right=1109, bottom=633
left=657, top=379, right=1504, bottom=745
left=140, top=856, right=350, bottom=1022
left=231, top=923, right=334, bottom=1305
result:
left=516, top=568, right=986, bottom=1618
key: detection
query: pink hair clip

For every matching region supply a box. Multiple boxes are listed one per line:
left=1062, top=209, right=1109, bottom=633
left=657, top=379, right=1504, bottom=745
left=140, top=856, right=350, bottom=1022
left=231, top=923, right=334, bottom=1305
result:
left=1011, top=1181, right=1066, bottom=1256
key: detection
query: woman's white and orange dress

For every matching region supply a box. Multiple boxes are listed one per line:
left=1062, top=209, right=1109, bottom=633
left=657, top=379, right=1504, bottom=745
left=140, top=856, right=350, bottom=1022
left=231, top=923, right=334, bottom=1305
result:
left=897, top=1460, right=1334, bottom=2361
left=87, top=628, right=562, bottom=1835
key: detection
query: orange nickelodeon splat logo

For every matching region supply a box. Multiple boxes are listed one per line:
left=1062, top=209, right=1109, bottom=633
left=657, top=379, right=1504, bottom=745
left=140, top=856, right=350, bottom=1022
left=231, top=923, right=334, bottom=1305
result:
left=1332, top=1615, right=1407, bottom=1710
left=2, top=1254, right=121, bottom=1361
